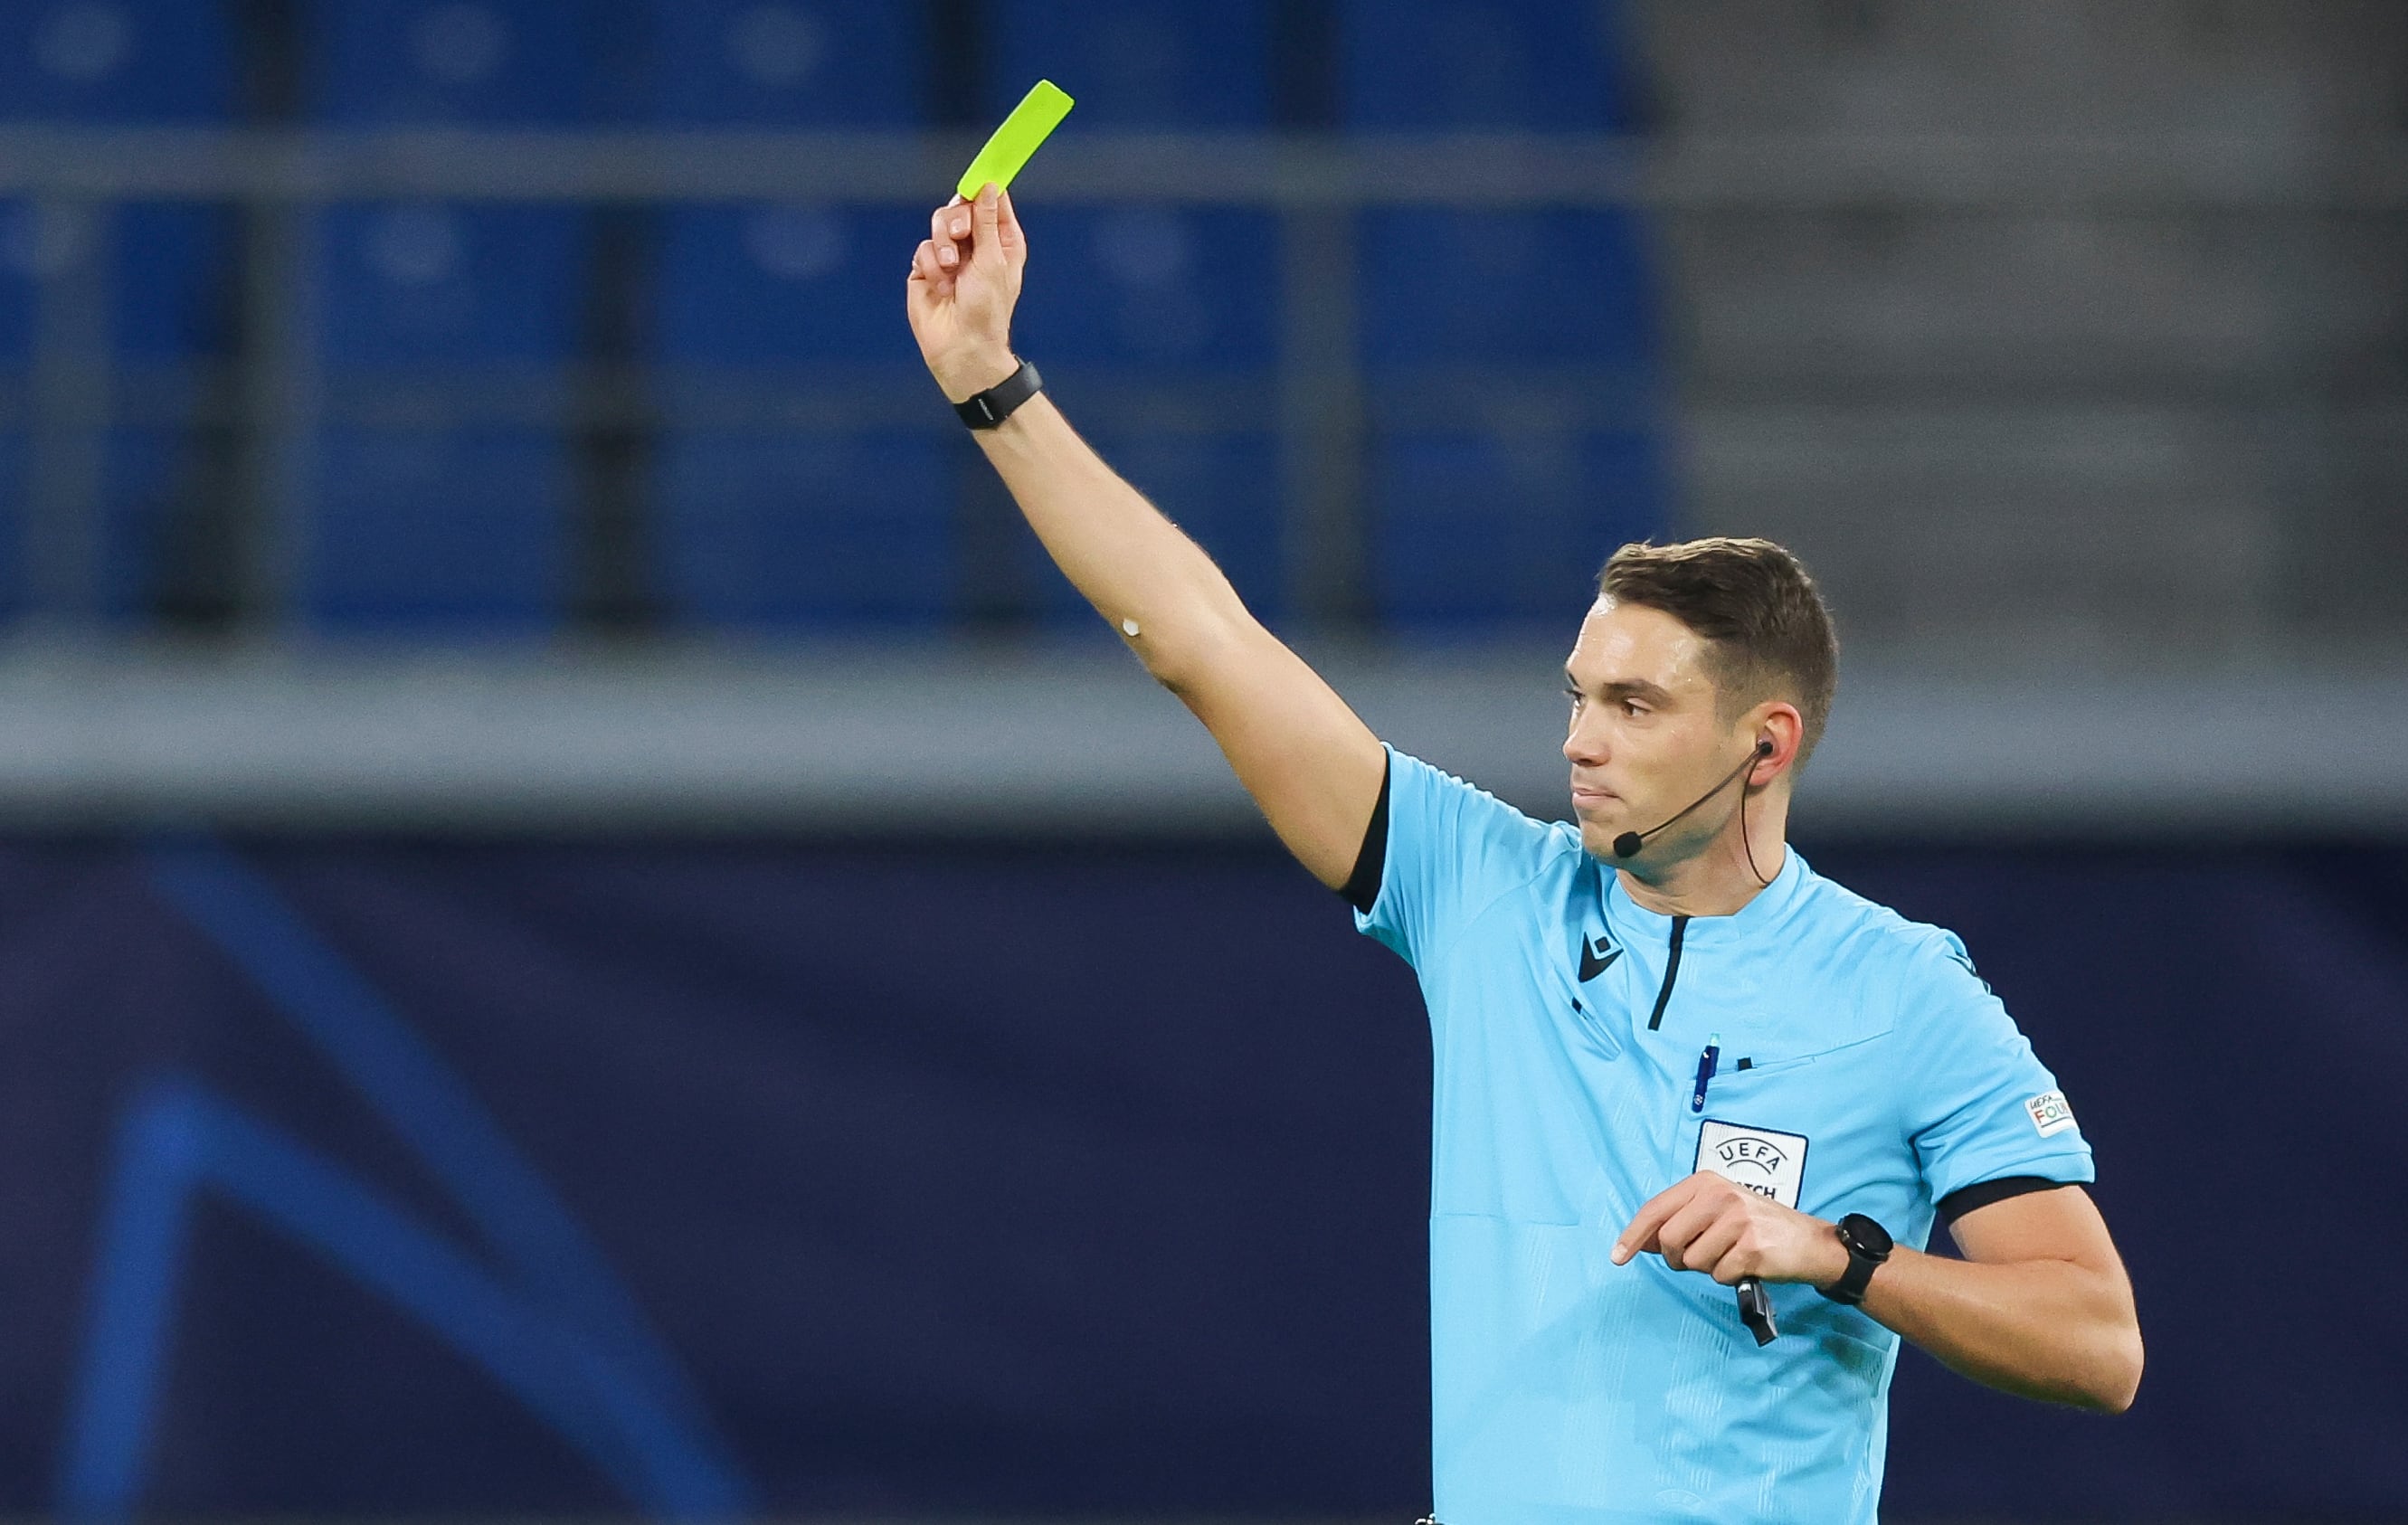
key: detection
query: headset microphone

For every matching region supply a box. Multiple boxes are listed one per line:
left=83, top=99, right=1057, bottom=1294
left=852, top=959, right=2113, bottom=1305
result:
left=1610, top=739, right=1775, bottom=861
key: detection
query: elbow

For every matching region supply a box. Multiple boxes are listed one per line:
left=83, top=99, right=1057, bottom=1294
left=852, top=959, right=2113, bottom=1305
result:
left=2079, top=1324, right=2145, bottom=1415
left=1132, top=604, right=1251, bottom=696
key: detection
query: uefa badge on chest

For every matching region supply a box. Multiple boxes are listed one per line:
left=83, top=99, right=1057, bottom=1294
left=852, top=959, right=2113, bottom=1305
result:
left=1695, top=1120, right=1809, bottom=1208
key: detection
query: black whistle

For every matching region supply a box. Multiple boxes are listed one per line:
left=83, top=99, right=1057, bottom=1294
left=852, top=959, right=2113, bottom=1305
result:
left=1737, top=1277, right=1778, bottom=1345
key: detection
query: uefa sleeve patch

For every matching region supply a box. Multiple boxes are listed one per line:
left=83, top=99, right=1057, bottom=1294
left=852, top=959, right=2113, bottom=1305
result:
left=2025, top=1090, right=2078, bottom=1137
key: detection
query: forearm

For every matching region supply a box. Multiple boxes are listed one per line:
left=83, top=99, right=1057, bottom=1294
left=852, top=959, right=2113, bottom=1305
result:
left=908, top=189, right=1386, bottom=887
left=1858, top=1245, right=2143, bottom=1412
left=972, top=391, right=1256, bottom=685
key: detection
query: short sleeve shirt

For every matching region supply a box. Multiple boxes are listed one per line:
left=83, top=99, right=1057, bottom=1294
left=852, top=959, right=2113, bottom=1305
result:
left=1355, top=748, right=2095, bottom=1524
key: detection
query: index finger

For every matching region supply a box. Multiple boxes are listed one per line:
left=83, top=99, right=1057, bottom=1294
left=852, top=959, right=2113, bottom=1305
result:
left=1613, top=1176, right=1703, bottom=1265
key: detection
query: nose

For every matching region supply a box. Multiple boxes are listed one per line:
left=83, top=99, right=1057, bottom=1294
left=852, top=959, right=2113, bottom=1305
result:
left=1564, top=708, right=1608, bottom=767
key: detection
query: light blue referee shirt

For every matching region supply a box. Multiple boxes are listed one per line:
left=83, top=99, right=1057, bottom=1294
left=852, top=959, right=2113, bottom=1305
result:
left=1354, top=749, right=2096, bottom=1525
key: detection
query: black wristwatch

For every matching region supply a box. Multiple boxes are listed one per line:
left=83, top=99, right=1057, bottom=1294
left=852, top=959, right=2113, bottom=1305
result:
left=1817, top=1213, right=1894, bottom=1306
left=953, top=358, right=1043, bottom=429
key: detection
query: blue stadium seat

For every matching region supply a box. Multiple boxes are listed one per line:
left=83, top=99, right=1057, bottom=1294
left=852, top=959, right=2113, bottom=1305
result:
left=0, top=1, right=233, bottom=121
left=0, top=426, right=225, bottom=629
left=1005, top=204, right=1285, bottom=630
left=1359, top=205, right=1656, bottom=369
left=1370, top=427, right=1665, bottom=630
left=0, top=202, right=234, bottom=364
left=652, top=202, right=929, bottom=365
left=115, top=203, right=240, bottom=361
left=306, top=202, right=584, bottom=633
left=1023, top=431, right=1283, bottom=629
left=318, top=201, right=585, bottom=365
left=654, top=431, right=949, bottom=630
left=982, top=0, right=1270, bottom=127
left=1010, top=204, right=1280, bottom=369
left=307, top=427, right=568, bottom=631
left=1337, top=0, right=1639, bottom=132
left=0, top=202, right=45, bottom=363
left=1357, top=204, right=1668, bottom=630
left=0, top=202, right=236, bottom=628
left=308, top=0, right=600, bottom=123
left=648, top=201, right=947, bottom=632
left=93, top=425, right=217, bottom=623
left=644, top=0, right=924, bottom=125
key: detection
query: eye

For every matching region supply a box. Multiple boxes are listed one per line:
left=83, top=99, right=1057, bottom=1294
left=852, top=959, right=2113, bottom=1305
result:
left=1621, top=698, right=1647, bottom=718
left=1563, top=685, right=1584, bottom=708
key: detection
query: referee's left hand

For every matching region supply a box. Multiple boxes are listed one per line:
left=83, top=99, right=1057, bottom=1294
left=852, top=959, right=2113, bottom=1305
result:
left=1612, top=1172, right=1852, bottom=1287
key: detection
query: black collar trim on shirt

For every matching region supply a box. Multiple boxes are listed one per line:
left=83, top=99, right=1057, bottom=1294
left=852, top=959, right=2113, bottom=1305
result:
left=1645, top=914, right=1690, bottom=1030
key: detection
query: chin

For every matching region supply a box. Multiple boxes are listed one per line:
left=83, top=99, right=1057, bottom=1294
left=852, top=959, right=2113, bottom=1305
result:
left=1576, top=819, right=1619, bottom=861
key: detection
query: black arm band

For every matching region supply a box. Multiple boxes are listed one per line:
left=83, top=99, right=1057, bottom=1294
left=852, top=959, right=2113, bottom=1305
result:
left=1337, top=758, right=1391, bottom=914
left=953, top=359, right=1043, bottom=429
left=1937, top=1175, right=2076, bottom=1227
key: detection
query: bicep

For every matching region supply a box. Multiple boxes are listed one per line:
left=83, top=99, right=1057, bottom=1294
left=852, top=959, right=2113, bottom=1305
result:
left=1167, top=620, right=1386, bottom=890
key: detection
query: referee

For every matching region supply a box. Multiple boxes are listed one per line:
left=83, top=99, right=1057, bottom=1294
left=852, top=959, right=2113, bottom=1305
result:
left=908, top=187, right=2143, bottom=1523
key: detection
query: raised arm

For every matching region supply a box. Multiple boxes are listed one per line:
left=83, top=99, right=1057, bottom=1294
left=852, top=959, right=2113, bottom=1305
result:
left=906, top=185, right=1385, bottom=889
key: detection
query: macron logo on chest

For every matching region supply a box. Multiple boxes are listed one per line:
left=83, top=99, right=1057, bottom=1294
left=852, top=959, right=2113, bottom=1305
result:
left=1578, top=931, right=1622, bottom=982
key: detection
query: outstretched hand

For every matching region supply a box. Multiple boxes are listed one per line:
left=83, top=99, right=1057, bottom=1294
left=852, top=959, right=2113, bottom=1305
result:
left=907, top=182, right=1026, bottom=403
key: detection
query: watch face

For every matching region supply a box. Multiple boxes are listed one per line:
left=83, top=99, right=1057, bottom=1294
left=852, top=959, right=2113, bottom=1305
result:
left=1843, top=1213, right=1894, bottom=1257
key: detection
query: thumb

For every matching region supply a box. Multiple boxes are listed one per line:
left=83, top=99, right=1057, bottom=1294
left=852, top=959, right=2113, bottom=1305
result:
left=970, top=183, right=1002, bottom=263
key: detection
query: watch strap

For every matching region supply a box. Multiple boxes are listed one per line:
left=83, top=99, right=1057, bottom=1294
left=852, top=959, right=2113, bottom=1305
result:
left=954, top=359, right=1042, bottom=429
left=1818, top=1214, right=1893, bottom=1306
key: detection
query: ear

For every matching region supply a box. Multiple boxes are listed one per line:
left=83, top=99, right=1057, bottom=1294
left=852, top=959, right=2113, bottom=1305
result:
left=1745, top=703, right=1806, bottom=786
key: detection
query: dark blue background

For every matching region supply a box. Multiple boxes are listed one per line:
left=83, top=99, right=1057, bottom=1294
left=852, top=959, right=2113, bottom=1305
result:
left=0, top=834, right=2397, bottom=1515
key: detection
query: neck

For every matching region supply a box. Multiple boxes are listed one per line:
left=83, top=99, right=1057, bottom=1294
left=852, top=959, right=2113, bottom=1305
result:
left=1616, top=788, right=1791, bottom=918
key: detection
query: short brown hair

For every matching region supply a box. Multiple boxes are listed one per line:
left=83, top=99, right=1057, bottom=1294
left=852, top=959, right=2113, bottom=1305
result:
left=1598, top=537, right=1840, bottom=766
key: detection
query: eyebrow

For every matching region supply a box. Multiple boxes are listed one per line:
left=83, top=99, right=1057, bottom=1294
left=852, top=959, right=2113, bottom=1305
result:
left=1565, top=670, right=1676, bottom=706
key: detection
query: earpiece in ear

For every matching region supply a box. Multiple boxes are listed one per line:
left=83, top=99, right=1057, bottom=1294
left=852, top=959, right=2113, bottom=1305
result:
left=1755, top=738, right=1774, bottom=756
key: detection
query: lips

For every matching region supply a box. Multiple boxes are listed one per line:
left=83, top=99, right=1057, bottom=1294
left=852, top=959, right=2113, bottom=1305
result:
left=1569, top=781, right=1618, bottom=813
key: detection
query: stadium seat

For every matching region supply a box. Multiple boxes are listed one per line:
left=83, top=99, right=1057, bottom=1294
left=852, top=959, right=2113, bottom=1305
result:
left=318, top=201, right=584, bottom=366
left=307, top=426, right=568, bottom=631
left=651, top=201, right=932, bottom=366
left=1369, top=427, right=1664, bottom=631
left=0, top=201, right=237, bottom=628
left=304, top=202, right=584, bottom=633
left=0, top=0, right=233, bottom=121
left=1022, top=430, right=1283, bottom=629
left=654, top=431, right=950, bottom=630
left=1356, top=204, right=1668, bottom=630
left=1010, top=204, right=1280, bottom=370
left=304, top=1, right=606, bottom=634
left=646, top=201, right=950, bottom=630
left=0, top=202, right=237, bottom=361
left=1359, top=205, right=1657, bottom=370
left=1003, top=204, right=1285, bottom=629
left=308, top=0, right=600, bottom=123
left=1337, top=0, right=1639, bottom=133
left=982, top=0, right=1271, bottom=127
left=644, top=0, right=924, bottom=125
